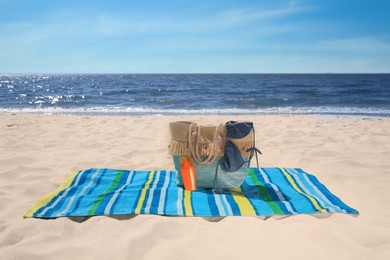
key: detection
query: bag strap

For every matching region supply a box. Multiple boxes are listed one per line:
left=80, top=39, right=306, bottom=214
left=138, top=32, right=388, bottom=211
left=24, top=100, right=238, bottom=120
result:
left=246, top=126, right=262, bottom=169
left=188, top=123, right=223, bottom=165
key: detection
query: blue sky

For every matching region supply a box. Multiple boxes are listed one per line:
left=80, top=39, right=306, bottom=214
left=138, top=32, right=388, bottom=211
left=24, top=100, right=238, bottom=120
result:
left=0, top=0, right=389, bottom=73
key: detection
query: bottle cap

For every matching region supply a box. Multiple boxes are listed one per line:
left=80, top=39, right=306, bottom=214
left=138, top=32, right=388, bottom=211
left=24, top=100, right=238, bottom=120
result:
left=180, top=157, right=192, bottom=168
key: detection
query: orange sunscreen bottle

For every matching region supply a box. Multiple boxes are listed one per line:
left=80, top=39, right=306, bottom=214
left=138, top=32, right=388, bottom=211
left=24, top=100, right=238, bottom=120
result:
left=179, top=157, right=196, bottom=191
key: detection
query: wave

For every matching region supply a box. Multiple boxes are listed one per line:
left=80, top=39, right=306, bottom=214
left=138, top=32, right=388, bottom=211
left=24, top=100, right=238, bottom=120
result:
left=1, top=106, right=389, bottom=117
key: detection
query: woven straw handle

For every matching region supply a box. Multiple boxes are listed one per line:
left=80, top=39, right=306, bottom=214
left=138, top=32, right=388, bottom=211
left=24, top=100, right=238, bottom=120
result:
left=188, top=123, right=223, bottom=165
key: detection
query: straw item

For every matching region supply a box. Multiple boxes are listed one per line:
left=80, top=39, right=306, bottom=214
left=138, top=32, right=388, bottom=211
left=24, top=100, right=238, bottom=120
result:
left=168, top=121, right=253, bottom=159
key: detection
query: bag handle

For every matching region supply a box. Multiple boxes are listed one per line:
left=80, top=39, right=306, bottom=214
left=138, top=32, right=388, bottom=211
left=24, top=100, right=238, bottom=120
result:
left=188, top=123, right=223, bottom=165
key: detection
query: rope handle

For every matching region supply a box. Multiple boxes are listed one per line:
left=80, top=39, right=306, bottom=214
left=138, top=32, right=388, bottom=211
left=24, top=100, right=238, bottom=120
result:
left=188, top=123, right=223, bottom=165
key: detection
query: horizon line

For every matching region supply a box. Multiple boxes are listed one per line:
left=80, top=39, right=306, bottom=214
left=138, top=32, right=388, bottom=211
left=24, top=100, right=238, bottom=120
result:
left=1, top=72, right=390, bottom=75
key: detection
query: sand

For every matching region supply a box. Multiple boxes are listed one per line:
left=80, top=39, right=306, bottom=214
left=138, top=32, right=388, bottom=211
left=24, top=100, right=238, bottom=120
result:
left=0, top=112, right=389, bottom=259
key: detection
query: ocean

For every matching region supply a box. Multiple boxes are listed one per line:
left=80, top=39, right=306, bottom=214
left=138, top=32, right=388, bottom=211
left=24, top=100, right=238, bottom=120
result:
left=1, top=74, right=389, bottom=116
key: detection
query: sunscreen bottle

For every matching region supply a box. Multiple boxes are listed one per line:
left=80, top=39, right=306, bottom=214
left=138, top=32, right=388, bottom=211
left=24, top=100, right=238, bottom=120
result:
left=179, top=157, right=196, bottom=191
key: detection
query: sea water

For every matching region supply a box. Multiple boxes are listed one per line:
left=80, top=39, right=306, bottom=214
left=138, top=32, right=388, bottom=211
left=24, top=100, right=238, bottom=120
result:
left=1, top=74, right=389, bottom=116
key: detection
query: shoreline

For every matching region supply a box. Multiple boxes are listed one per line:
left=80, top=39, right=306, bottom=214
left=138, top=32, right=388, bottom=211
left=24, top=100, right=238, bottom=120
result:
left=1, top=112, right=389, bottom=259
left=1, top=110, right=389, bottom=119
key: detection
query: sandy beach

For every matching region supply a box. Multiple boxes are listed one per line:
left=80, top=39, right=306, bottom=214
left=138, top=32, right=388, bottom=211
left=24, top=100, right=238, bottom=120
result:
left=0, top=112, right=389, bottom=259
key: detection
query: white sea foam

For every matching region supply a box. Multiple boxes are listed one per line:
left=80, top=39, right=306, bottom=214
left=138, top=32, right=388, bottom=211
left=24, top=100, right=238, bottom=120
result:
left=1, top=106, right=389, bottom=117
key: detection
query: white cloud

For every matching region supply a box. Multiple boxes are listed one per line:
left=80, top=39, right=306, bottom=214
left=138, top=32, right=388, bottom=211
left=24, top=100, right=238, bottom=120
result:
left=315, top=38, right=390, bottom=54
left=200, top=5, right=309, bottom=29
left=160, top=55, right=390, bottom=73
left=0, top=3, right=310, bottom=61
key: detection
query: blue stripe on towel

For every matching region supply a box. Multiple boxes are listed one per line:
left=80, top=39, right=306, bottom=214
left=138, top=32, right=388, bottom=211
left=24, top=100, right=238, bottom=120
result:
left=276, top=168, right=319, bottom=213
left=107, top=170, right=135, bottom=215
left=284, top=168, right=330, bottom=213
left=261, top=168, right=298, bottom=214
left=254, top=168, right=294, bottom=215
left=297, top=168, right=359, bottom=214
left=35, top=169, right=91, bottom=217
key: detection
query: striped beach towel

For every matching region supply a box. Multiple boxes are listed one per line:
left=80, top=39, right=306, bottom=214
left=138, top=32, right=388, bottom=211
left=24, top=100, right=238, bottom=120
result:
left=25, top=168, right=358, bottom=218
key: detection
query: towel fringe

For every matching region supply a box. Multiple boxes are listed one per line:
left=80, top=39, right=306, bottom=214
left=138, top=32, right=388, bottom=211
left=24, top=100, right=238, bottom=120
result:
left=168, top=140, right=253, bottom=158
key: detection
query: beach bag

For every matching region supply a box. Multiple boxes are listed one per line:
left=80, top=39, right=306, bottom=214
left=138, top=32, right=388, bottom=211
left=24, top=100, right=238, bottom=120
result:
left=169, top=121, right=261, bottom=189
